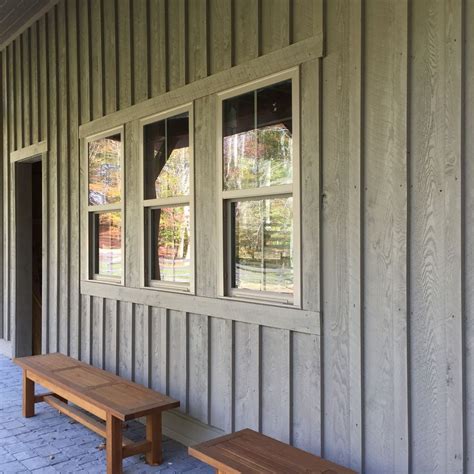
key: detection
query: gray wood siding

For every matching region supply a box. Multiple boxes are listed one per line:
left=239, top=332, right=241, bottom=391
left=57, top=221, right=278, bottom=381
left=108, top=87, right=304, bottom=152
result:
left=1, top=1, right=473, bottom=473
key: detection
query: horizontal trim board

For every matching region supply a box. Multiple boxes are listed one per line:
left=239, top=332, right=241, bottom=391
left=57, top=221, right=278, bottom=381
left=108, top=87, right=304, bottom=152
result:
left=81, top=281, right=320, bottom=335
left=10, top=141, right=48, bottom=163
left=79, top=34, right=323, bottom=138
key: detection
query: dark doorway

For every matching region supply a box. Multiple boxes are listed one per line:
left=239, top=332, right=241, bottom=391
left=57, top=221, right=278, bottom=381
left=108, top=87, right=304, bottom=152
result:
left=14, top=158, right=43, bottom=357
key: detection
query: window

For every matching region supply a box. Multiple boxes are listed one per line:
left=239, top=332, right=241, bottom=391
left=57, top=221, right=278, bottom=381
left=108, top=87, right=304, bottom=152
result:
left=87, top=130, right=124, bottom=282
left=141, top=106, right=194, bottom=292
left=218, top=70, right=300, bottom=305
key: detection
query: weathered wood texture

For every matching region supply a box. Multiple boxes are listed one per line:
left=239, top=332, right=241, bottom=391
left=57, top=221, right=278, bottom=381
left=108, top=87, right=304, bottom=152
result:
left=1, top=1, right=473, bottom=473
left=321, top=0, right=467, bottom=473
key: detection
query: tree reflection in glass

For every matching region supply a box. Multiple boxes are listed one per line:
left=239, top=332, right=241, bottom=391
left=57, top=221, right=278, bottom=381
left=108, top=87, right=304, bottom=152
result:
left=88, top=134, right=121, bottom=205
left=223, top=80, right=292, bottom=191
left=94, top=212, right=122, bottom=278
left=150, top=206, right=191, bottom=283
left=231, top=197, right=293, bottom=294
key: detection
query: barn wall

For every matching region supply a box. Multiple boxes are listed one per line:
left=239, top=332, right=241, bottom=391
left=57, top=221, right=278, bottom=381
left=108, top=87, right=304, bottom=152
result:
left=1, top=0, right=473, bottom=473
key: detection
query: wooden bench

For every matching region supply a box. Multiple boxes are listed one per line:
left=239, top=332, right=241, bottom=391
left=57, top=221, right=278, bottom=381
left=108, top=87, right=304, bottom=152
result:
left=15, top=353, right=180, bottom=474
left=189, top=429, right=356, bottom=474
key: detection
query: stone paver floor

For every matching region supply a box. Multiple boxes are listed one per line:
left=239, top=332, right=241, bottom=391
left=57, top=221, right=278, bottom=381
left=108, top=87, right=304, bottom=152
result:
left=0, top=355, right=213, bottom=473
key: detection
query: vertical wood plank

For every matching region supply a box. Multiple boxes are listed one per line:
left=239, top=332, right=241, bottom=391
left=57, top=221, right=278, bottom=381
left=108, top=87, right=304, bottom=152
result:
left=47, top=6, right=59, bottom=353
left=321, top=0, right=363, bottom=469
left=168, top=310, right=187, bottom=413
left=132, top=0, right=149, bottom=103
left=233, top=0, right=259, bottom=65
left=149, top=0, right=167, bottom=97
left=38, top=16, right=48, bottom=142
left=210, top=317, right=233, bottom=432
left=6, top=44, right=14, bottom=342
left=30, top=22, right=39, bottom=144
left=117, top=0, right=132, bottom=109
left=292, top=333, right=321, bottom=455
left=1, top=52, right=6, bottom=340
left=90, top=0, right=103, bottom=119
left=188, top=314, right=209, bottom=424
left=92, top=296, right=104, bottom=368
left=15, top=38, right=23, bottom=150
left=195, top=95, right=217, bottom=297
left=261, top=327, right=290, bottom=443
left=67, top=0, right=81, bottom=360
left=80, top=294, right=92, bottom=363
left=118, top=301, right=134, bottom=380
left=134, top=304, right=151, bottom=386
left=57, top=0, right=70, bottom=355
left=234, top=322, right=260, bottom=431
left=187, top=0, right=208, bottom=83
left=103, top=0, right=117, bottom=115
left=124, top=120, right=140, bottom=288
left=167, top=0, right=186, bottom=89
left=292, top=0, right=323, bottom=43
left=150, top=307, right=167, bottom=393
left=260, top=0, right=290, bottom=54
left=301, top=59, right=320, bottom=312
left=22, top=30, right=31, bottom=147
left=104, top=299, right=119, bottom=374
left=364, top=0, right=409, bottom=471
left=208, top=0, right=231, bottom=75
left=465, top=0, right=474, bottom=470
left=410, top=0, right=464, bottom=471
left=78, top=0, right=90, bottom=125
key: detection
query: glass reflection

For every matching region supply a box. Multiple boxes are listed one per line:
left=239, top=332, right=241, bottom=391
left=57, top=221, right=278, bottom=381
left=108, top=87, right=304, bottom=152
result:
left=144, top=113, right=190, bottom=200
left=94, top=212, right=122, bottom=278
left=150, top=206, right=191, bottom=284
left=88, top=134, right=121, bottom=205
left=231, top=197, right=293, bottom=294
left=223, top=80, right=292, bottom=190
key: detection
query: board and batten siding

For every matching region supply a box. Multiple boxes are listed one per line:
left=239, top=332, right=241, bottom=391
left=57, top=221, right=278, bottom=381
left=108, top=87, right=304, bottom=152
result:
left=0, top=1, right=473, bottom=473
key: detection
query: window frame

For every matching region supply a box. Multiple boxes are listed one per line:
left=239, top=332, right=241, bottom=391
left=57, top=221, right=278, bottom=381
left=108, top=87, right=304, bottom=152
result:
left=84, top=126, right=125, bottom=285
left=217, top=68, right=301, bottom=307
left=139, top=103, right=195, bottom=294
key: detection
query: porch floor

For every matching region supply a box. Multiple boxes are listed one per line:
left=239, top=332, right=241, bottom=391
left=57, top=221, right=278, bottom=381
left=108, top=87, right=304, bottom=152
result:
left=0, top=355, right=213, bottom=473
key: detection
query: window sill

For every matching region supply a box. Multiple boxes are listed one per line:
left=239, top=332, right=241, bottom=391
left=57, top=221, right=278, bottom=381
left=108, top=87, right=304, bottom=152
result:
left=219, top=294, right=300, bottom=311
left=142, top=284, right=194, bottom=296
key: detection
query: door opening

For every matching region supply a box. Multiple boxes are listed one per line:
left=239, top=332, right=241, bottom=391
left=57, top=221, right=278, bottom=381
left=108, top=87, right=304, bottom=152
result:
left=15, top=158, right=43, bottom=357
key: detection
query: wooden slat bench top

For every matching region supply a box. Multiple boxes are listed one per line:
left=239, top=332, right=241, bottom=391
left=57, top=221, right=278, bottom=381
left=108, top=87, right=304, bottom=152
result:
left=15, top=353, right=179, bottom=421
left=189, top=429, right=356, bottom=474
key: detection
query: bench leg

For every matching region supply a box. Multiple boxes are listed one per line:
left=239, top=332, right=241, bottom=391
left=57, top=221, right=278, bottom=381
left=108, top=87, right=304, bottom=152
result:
left=146, top=412, right=162, bottom=465
left=22, top=371, right=35, bottom=418
left=106, top=413, right=123, bottom=474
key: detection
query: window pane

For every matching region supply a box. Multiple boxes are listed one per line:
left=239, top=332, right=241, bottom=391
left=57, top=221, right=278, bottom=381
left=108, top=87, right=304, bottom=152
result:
left=144, top=113, right=190, bottom=200
left=88, top=134, right=121, bottom=205
left=150, top=206, right=191, bottom=284
left=94, top=212, right=122, bottom=278
left=223, top=80, right=292, bottom=190
left=231, top=197, right=293, bottom=294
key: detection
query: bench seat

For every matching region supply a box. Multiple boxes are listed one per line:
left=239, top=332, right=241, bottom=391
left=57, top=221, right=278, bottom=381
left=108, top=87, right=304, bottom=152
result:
left=189, top=429, right=356, bottom=474
left=15, top=353, right=180, bottom=473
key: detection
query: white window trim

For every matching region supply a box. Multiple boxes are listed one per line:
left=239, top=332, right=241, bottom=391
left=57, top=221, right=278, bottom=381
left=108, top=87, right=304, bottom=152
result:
left=138, top=103, right=195, bottom=295
left=84, top=126, right=126, bottom=286
left=216, top=67, right=301, bottom=307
